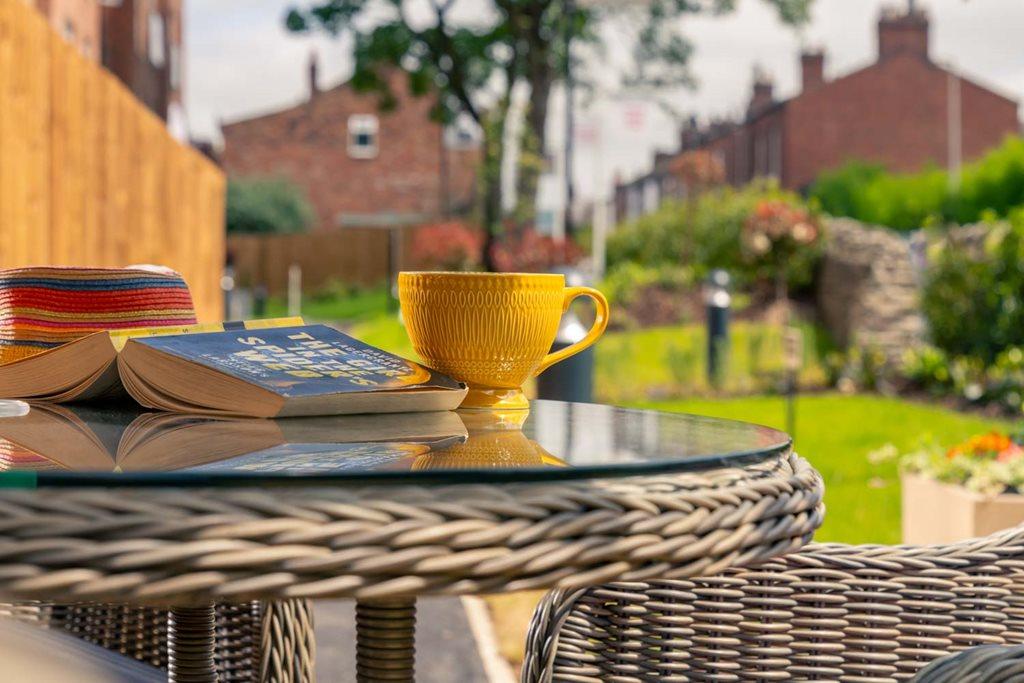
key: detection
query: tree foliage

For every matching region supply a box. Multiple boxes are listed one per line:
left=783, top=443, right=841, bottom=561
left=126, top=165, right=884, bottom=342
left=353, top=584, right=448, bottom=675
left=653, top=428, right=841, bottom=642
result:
left=226, top=177, right=315, bottom=235
left=286, top=0, right=812, bottom=263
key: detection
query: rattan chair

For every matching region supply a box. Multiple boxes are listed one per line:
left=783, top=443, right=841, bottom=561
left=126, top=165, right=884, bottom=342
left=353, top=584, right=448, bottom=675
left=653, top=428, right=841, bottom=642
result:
left=523, top=523, right=1024, bottom=682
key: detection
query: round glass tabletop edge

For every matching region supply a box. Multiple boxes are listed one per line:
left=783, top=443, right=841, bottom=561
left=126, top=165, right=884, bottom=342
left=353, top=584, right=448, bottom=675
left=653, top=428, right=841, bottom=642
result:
left=0, top=398, right=794, bottom=488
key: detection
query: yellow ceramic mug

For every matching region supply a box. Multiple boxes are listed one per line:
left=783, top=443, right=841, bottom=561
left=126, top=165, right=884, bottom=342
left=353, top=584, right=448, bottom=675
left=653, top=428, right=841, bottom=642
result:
left=398, top=272, right=609, bottom=409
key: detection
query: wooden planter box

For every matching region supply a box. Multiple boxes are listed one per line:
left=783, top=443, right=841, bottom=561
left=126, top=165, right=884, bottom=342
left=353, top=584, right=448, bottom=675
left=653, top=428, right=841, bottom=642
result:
left=901, top=472, right=1024, bottom=544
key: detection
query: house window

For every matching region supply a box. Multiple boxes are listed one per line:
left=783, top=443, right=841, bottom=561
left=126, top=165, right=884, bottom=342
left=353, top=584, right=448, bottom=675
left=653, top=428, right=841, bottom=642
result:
left=169, top=45, right=181, bottom=89
left=348, top=114, right=379, bottom=159
left=768, top=125, right=782, bottom=180
left=148, top=12, right=166, bottom=67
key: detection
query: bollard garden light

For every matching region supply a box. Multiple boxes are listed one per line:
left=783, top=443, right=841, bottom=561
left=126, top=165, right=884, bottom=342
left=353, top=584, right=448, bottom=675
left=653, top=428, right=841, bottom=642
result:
left=704, top=269, right=731, bottom=388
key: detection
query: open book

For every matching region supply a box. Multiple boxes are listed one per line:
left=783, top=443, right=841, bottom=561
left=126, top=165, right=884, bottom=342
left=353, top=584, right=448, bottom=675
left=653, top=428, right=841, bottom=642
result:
left=0, top=319, right=467, bottom=417
left=0, top=403, right=468, bottom=473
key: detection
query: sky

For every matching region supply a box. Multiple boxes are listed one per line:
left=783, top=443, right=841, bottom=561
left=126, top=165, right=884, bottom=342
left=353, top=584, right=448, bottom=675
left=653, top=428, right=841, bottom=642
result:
left=185, top=0, right=1024, bottom=204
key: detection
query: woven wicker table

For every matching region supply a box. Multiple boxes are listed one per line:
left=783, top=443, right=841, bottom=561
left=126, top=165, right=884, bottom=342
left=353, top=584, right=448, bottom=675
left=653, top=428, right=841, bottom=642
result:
left=0, top=399, right=823, bottom=682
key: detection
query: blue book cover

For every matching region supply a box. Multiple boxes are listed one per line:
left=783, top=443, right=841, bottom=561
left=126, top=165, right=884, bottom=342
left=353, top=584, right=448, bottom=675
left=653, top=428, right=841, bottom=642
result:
left=128, top=324, right=462, bottom=398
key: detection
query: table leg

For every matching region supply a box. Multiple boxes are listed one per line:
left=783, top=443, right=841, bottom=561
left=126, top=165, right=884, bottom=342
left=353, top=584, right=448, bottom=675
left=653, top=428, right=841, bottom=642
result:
left=355, top=598, right=416, bottom=682
left=168, top=604, right=218, bottom=683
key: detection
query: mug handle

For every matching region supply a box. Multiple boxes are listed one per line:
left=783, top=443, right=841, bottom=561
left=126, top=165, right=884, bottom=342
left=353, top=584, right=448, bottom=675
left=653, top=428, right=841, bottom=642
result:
left=533, top=286, right=610, bottom=377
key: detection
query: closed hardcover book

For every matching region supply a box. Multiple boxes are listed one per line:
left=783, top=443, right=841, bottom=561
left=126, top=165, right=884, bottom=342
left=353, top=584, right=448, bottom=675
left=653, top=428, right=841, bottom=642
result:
left=0, top=320, right=467, bottom=417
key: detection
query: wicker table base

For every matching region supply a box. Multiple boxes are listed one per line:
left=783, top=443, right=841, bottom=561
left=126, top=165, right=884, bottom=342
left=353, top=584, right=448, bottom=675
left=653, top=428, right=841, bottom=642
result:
left=168, top=605, right=217, bottom=683
left=356, top=599, right=417, bottom=682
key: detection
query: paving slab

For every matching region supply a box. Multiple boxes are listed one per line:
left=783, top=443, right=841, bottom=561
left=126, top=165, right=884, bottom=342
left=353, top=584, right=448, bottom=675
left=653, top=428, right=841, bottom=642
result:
left=314, top=597, right=490, bottom=682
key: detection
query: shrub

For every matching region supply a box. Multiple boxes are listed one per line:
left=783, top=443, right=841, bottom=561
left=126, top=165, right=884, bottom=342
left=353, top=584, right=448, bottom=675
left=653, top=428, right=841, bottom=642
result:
left=226, top=176, right=315, bottom=234
left=902, top=344, right=1024, bottom=415
left=606, top=181, right=815, bottom=291
left=921, top=215, right=1024, bottom=364
left=807, top=161, right=885, bottom=221
left=411, top=221, right=483, bottom=271
left=600, top=263, right=694, bottom=329
left=491, top=227, right=582, bottom=272
left=810, top=135, right=1024, bottom=230
left=956, top=137, right=1024, bottom=222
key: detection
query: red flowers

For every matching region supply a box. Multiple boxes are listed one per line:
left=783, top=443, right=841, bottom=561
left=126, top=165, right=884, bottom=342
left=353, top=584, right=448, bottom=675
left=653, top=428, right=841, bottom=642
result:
left=742, top=200, right=820, bottom=255
left=491, top=228, right=582, bottom=273
left=411, top=221, right=483, bottom=271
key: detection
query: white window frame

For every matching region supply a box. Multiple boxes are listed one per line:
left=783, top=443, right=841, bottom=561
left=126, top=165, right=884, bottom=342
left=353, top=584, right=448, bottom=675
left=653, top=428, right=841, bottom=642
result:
left=148, top=12, right=166, bottom=68
left=347, top=114, right=379, bottom=159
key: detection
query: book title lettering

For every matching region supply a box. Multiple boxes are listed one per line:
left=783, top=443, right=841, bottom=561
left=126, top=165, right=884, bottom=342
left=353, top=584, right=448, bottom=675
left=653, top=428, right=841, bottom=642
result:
left=231, top=331, right=414, bottom=386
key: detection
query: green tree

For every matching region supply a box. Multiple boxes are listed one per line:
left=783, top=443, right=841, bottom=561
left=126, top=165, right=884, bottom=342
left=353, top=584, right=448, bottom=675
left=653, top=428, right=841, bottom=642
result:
left=226, top=177, right=316, bottom=235
left=285, top=0, right=812, bottom=268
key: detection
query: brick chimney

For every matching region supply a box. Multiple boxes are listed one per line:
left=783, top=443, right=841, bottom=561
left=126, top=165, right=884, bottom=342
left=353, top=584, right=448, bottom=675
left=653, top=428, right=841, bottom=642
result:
left=800, top=49, right=825, bottom=92
left=679, top=115, right=700, bottom=151
left=308, top=51, right=319, bottom=98
left=878, top=4, right=929, bottom=60
left=748, top=68, right=774, bottom=118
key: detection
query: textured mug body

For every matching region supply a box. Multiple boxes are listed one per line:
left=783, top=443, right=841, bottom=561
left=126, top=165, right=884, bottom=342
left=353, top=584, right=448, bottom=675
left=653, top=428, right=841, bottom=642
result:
left=398, top=272, right=566, bottom=389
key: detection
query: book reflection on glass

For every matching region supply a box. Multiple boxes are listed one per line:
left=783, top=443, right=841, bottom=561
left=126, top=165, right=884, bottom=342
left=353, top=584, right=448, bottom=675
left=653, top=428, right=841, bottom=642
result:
left=0, top=403, right=469, bottom=475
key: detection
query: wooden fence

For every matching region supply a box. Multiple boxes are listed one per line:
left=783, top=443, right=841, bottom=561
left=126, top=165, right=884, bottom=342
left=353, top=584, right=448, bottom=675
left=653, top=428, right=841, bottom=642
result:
left=0, top=1, right=225, bottom=321
left=228, top=227, right=419, bottom=296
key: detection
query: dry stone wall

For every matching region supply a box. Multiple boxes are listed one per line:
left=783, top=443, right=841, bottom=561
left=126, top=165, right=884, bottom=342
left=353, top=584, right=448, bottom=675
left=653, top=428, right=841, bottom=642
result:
left=816, top=218, right=926, bottom=364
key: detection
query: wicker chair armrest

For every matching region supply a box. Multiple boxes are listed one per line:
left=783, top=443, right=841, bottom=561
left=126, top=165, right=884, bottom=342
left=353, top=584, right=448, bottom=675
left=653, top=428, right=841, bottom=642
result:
left=911, top=644, right=1024, bottom=682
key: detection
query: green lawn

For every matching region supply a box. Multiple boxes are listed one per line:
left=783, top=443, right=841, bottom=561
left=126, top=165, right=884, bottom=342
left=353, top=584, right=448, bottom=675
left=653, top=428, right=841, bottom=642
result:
left=267, top=285, right=390, bottom=323
left=596, top=320, right=830, bottom=401
left=347, top=314, right=832, bottom=402
left=633, top=394, right=1015, bottom=544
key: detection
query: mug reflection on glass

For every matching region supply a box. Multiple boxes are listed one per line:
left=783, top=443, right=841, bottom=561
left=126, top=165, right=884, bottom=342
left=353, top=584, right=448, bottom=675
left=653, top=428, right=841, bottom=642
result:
left=398, top=272, right=609, bottom=410
left=411, top=409, right=567, bottom=470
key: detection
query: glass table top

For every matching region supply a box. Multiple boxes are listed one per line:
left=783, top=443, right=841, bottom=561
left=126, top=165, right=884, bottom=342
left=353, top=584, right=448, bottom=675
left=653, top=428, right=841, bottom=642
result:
left=0, top=399, right=790, bottom=488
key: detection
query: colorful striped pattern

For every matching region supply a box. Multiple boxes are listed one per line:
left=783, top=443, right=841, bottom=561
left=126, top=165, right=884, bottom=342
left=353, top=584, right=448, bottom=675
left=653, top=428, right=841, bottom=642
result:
left=0, top=266, right=197, bottom=364
left=0, top=441, right=58, bottom=471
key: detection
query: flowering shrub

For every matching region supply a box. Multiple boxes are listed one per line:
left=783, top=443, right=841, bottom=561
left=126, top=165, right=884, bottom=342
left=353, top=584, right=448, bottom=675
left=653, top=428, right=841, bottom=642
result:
left=411, top=221, right=483, bottom=271
left=606, top=181, right=816, bottom=291
left=871, top=430, right=1024, bottom=495
left=742, top=199, right=822, bottom=297
left=491, top=227, right=582, bottom=273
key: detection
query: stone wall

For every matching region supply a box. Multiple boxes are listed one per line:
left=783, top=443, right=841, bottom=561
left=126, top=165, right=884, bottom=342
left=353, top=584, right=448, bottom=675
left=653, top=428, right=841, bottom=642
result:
left=816, top=218, right=926, bottom=363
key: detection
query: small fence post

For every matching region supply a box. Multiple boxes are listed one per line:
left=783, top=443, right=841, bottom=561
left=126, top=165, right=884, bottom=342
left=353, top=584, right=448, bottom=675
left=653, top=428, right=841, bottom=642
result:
left=287, top=264, right=302, bottom=317
left=221, top=266, right=235, bottom=323
left=253, top=284, right=268, bottom=318
left=784, top=325, right=803, bottom=439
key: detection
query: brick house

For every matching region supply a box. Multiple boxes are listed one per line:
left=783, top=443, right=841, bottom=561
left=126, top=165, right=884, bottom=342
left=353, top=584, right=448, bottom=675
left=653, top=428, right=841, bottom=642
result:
left=220, top=62, right=480, bottom=231
left=29, top=0, right=184, bottom=127
left=101, top=0, right=185, bottom=129
left=615, top=5, right=1020, bottom=222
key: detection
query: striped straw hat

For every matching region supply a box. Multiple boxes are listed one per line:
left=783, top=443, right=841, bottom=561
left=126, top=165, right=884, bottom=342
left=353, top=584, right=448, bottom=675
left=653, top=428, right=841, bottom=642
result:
left=0, top=265, right=197, bottom=364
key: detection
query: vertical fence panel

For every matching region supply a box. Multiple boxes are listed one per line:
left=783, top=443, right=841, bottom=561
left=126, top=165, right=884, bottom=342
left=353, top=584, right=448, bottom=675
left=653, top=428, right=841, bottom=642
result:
left=0, top=0, right=12, bottom=264
left=0, top=0, right=225, bottom=320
